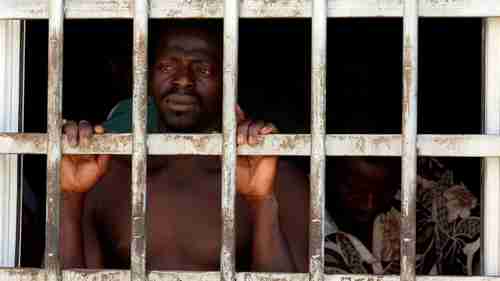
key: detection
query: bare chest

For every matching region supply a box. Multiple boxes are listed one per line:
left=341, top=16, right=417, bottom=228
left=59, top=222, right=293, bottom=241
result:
left=95, top=166, right=252, bottom=270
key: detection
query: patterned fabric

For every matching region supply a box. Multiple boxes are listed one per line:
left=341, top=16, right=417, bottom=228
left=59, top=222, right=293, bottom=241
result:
left=325, top=158, right=480, bottom=275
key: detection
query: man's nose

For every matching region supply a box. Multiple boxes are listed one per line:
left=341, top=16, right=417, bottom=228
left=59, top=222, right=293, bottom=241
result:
left=173, top=70, right=194, bottom=90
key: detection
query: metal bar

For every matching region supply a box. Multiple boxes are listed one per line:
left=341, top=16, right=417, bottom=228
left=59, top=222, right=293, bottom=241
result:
left=221, top=0, right=238, bottom=278
left=6, top=133, right=500, bottom=156
left=45, top=0, right=64, bottom=279
left=3, top=0, right=500, bottom=19
left=5, top=270, right=500, bottom=281
left=130, top=0, right=149, bottom=280
left=482, top=17, right=500, bottom=276
left=309, top=0, right=326, bottom=277
left=401, top=0, right=418, bottom=280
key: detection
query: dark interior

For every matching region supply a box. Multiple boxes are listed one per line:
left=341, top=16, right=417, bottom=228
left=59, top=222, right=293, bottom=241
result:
left=21, top=18, right=482, bottom=267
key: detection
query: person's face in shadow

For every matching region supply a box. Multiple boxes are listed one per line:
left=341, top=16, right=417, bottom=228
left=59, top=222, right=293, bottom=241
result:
left=331, top=158, right=400, bottom=225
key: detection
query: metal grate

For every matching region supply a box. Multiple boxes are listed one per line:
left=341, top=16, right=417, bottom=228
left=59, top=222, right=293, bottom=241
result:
left=0, top=0, right=500, bottom=281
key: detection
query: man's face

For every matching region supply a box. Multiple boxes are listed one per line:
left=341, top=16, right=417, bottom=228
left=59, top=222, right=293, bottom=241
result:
left=332, top=159, right=399, bottom=224
left=151, top=29, right=221, bottom=132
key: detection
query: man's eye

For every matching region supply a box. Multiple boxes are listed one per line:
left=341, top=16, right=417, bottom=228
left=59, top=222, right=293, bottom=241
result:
left=195, top=64, right=211, bottom=76
left=158, top=63, right=175, bottom=73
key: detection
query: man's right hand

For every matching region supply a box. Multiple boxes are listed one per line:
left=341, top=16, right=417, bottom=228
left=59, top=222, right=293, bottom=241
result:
left=61, top=120, right=111, bottom=193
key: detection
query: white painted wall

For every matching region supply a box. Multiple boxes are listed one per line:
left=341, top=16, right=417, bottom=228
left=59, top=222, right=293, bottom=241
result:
left=0, top=20, right=22, bottom=267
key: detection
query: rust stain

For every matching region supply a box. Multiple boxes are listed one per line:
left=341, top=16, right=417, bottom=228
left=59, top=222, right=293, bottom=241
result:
left=0, top=133, right=47, bottom=153
left=402, top=35, right=413, bottom=122
left=337, top=277, right=386, bottom=281
left=371, top=135, right=394, bottom=146
left=432, top=136, right=463, bottom=152
left=279, top=136, right=297, bottom=150
left=17, top=134, right=46, bottom=149
left=190, top=135, right=211, bottom=152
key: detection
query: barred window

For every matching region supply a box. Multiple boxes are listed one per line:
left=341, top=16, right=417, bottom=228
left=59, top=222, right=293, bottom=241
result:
left=0, top=1, right=500, bottom=281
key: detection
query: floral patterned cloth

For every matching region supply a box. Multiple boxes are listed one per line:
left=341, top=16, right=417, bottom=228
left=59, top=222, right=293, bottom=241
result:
left=325, top=158, right=480, bottom=275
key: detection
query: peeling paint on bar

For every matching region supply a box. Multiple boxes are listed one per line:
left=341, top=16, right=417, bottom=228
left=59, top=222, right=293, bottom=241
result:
left=401, top=0, right=418, bottom=281
left=5, top=270, right=500, bottom=281
left=221, top=0, right=238, bottom=278
left=130, top=0, right=149, bottom=281
left=148, top=134, right=222, bottom=155
left=2, top=0, right=500, bottom=18
left=149, top=271, right=220, bottom=281
left=0, top=268, right=46, bottom=281
left=309, top=0, right=326, bottom=278
left=45, top=0, right=64, bottom=280
left=64, top=270, right=129, bottom=281
left=0, top=133, right=48, bottom=154
left=6, top=134, right=500, bottom=157
left=327, top=135, right=401, bottom=156
left=63, top=134, right=132, bottom=154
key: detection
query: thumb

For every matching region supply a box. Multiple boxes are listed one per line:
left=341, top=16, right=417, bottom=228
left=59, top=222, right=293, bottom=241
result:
left=94, top=124, right=106, bottom=134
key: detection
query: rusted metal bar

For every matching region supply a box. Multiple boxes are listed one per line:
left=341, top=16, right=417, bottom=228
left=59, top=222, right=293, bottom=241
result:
left=401, top=0, right=418, bottom=281
left=45, top=0, right=64, bottom=280
left=2, top=0, right=500, bottom=19
left=130, top=0, right=149, bottom=280
left=482, top=17, right=500, bottom=275
left=5, top=269, right=500, bottom=281
left=0, top=133, right=46, bottom=154
left=0, top=268, right=46, bottom=281
left=5, top=133, right=500, bottom=156
left=309, top=0, right=326, bottom=278
left=221, top=0, right=238, bottom=278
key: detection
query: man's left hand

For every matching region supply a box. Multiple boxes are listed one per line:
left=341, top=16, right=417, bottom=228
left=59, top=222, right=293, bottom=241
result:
left=235, top=106, right=279, bottom=199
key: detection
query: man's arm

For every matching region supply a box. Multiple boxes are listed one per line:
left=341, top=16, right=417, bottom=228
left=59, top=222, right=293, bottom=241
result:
left=60, top=120, right=110, bottom=268
left=243, top=194, right=295, bottom=272
left=82, top=191, right=105, bottom=268
left=235, top=110, right=309, bottom=272
left=274, top=162, right=309, bottom=272
left=243, top=162, right=309, bottom=273
left=60, top=191, right=104, bottom=269
left=60, top=192, right=85, bottom=268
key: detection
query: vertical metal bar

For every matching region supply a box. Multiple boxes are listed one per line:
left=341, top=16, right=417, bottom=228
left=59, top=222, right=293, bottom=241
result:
left=45, top=0, right=64, bottom=280
left=309, top=0, right=326, bottom=278
left=482, top=17, right=500, bottom=276
left=131, top=0, right=149, bottom=280
left=221, top=0, right=239, bottom=279
left=401, top=0, right=418, bottom=280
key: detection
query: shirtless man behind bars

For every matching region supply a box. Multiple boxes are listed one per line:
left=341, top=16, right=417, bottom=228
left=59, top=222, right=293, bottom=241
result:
left=60, top=22, right=309, bottom=272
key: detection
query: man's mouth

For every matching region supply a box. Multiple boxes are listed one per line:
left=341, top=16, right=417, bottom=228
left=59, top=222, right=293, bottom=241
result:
left=164, top=93, right=199, bottom=112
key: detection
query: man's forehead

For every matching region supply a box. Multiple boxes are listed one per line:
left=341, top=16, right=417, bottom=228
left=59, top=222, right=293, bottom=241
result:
left=157, top=30, right=219, bottom=58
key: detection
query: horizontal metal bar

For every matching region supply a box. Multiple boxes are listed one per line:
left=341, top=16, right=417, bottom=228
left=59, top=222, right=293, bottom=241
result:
left=2, top=269, right=500, bottom=281
left=5, top=133, right=500, bottom=157
left=2, top=0, right=500, bottom=19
